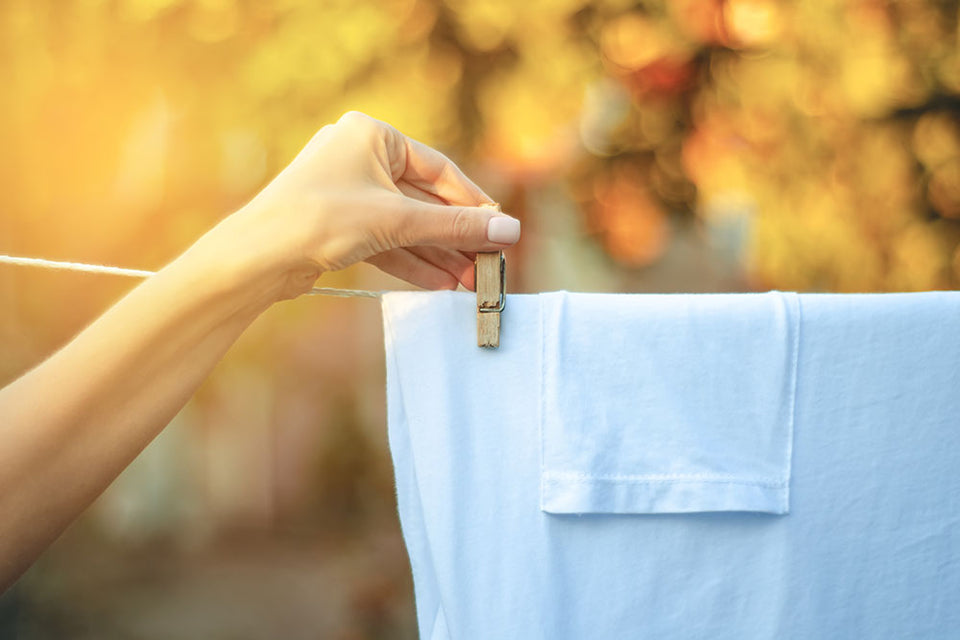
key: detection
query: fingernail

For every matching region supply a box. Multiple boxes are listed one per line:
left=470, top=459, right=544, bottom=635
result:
left=486, top=216, right=521, bottom=244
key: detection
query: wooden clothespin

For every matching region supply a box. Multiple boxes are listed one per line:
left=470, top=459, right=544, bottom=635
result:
left=477, top=203, right=506, bottom=349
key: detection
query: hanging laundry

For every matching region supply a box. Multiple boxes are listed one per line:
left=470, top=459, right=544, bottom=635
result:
left=382, top=290, right=960, bottom=640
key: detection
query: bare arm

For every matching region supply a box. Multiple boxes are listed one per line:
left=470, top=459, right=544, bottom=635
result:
left=0, top=112, right=520, bottom=590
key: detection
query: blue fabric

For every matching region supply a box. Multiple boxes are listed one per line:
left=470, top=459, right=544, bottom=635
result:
left=382, top=290, right=960, bottom=640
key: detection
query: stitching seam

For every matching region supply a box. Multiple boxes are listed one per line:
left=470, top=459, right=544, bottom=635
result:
left=543, top=471, right=786, bottom=488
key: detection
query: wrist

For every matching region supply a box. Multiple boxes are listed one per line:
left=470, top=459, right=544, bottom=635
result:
left=172, top=204, right=322, bottom=315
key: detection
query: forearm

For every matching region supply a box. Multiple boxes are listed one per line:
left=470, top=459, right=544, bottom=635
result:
left=0, top=219, right=288, bottom=589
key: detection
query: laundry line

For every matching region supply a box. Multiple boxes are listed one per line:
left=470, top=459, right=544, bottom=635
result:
left=0, top=254, right=383, bottom=299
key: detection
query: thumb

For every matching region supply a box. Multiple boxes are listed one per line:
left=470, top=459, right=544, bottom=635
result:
left=395, top=199, right=521, bottom=251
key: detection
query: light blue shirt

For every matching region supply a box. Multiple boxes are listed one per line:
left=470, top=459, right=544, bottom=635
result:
left=382, top=291, right=960, bottom=639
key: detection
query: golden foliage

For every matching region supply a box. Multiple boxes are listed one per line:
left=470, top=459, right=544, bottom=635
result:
left=1, top=0, right=958, bottom=291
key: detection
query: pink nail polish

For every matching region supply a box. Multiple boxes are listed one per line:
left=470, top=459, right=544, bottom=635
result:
left=487, top=216, right=521, bottom=244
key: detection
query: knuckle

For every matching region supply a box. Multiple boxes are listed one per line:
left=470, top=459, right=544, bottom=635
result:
left=366, top=226, right=394, bottom=256
left=338, top=110, right=367, bottom=126
left=338, top=110, right=378, bottom=135
left=450, top=207, right=475, bottom=242
left=393, top=212, right=417, bottom=246
left=337, top=111, right=386, bottom=147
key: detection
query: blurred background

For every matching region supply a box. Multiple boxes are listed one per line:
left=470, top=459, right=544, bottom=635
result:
left=1, top=0, right=958, bottom=637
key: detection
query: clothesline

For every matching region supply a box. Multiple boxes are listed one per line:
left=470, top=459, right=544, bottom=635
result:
left=0, top=254, right=383, bottom=299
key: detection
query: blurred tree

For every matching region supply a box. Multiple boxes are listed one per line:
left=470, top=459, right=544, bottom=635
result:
left=4, top=0, right=957, bottom=296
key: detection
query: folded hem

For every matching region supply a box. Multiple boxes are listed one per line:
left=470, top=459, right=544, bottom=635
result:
left=541, top=474, right=789, bottom=515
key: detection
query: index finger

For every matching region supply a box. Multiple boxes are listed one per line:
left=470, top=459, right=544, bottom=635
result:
left=401, top=136, right=493, bottom=206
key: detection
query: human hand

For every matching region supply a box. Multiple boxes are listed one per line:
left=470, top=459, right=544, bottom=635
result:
left=218, top=111, right=520, bottom=300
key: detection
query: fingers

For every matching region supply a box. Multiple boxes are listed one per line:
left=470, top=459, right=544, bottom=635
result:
left=397, top=177, right=447, bottom=205
left=409, top=246, right=476, bottom=290
left=395, top=178, right=513, bottom=265
left=393, top=181, right=479, bottom=288
left=334, top=111, right=491, bottom=206
left=393, top=137, right=518, bottom=249
left=366, top=248, right=462, bottom=291
left=401, top=137, right=492, bottom=206
left=395, top=199, right=521, bottom=252
left=320, top=112, right=519, bottom=265
left=366, top=246, right=476, bottom=290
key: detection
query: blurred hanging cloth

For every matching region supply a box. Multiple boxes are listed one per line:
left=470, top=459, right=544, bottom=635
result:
left=381, top=290, right=960, bottom=640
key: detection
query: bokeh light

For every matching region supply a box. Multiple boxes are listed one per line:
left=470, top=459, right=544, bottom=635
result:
left=1, top=0, right=959, bottom=637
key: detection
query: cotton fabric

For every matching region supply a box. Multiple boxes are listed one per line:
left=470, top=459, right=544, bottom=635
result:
left=382, top=290, right=960, bottom=640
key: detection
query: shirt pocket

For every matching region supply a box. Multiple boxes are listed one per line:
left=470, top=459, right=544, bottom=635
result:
left=539, top=291, right=800, bottom=515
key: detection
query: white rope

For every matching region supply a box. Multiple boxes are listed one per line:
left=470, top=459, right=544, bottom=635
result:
left=0, top=255, right=155, bottom=278
left=305, top=286, right=381, bottom=299
left=0, top=254, right=383, bottom=299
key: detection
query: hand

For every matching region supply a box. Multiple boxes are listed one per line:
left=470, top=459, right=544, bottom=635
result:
left=220, top=111, right=521, bottom=299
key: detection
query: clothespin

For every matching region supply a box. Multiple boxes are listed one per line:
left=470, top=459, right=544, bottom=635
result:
left=477, top=203, right=506, bottom=349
